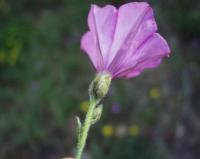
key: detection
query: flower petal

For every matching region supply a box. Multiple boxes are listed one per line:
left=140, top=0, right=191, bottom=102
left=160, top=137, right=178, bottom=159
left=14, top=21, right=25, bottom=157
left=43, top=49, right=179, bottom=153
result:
left=81, top=31, right=102, bottom=71
left=108, top=3, right=158, bottom=74
left=88, top=4, right=117, bottom=67
left=125, top=59, right=162, bottom=78
left=113, top=33, right=170, bottom=78
left=107, top=2, right=151, bottom=68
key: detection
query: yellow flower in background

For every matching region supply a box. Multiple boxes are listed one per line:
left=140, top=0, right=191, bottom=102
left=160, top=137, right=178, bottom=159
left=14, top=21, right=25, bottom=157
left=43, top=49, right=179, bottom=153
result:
left=0, top=51, right=5, bottom=62
left=102, top=124, right=114, bottom=137
left=128, top=125, right=140, bottom=137
left=80, top=100, right=89, bottom=113
left=0, top=40, right=22, bottom=65
left=149, top=87, right=160, bottom=99
left=9, top=44, right=21, bottom=65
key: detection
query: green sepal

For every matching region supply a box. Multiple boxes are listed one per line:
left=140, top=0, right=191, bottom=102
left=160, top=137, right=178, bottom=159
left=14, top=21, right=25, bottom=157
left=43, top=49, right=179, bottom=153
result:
left=91, top=104, right=103, bottom=125
left=89, top=72, right=112, bottom=100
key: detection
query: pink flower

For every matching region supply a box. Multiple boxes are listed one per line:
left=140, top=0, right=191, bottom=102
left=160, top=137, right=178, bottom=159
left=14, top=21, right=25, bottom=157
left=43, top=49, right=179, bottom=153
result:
left=81, top=2, right=170, bottom=79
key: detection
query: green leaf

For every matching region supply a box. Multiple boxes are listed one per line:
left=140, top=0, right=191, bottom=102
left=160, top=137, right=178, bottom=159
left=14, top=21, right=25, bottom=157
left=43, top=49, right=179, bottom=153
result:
left=76, top=116, right=82, bottom=140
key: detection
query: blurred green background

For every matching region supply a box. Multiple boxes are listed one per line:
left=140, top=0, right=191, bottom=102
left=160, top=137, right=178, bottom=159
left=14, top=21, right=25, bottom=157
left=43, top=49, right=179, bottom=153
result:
left=0, top=0, right=200, bottom=159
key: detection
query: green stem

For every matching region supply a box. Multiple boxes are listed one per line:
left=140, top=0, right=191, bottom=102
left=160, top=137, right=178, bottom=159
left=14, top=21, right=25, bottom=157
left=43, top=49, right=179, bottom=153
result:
left=75, top=72, right=111, bottom=159
left=75, top=98, right=99, bottom=159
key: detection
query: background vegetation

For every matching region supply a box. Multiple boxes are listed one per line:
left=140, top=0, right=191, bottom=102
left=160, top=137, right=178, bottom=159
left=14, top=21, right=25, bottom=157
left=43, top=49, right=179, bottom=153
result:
left=0, top=0, right=200, bottom=159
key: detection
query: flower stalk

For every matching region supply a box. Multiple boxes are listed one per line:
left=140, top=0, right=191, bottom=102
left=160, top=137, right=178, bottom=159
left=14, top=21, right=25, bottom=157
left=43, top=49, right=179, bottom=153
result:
left=75, top=98, right=99, bottom=159
left=75, top=72, right=111, bottom=159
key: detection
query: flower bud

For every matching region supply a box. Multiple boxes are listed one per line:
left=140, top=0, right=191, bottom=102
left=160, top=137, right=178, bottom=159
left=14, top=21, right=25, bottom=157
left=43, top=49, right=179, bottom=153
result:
left=89, top=72, right=112, bottom=100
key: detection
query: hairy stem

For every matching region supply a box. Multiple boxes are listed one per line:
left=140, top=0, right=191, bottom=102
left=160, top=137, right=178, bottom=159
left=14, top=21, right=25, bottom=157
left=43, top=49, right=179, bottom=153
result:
left=75, top=98, right=99, bottom=159
left=75, top=72, right=111, bottom=159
